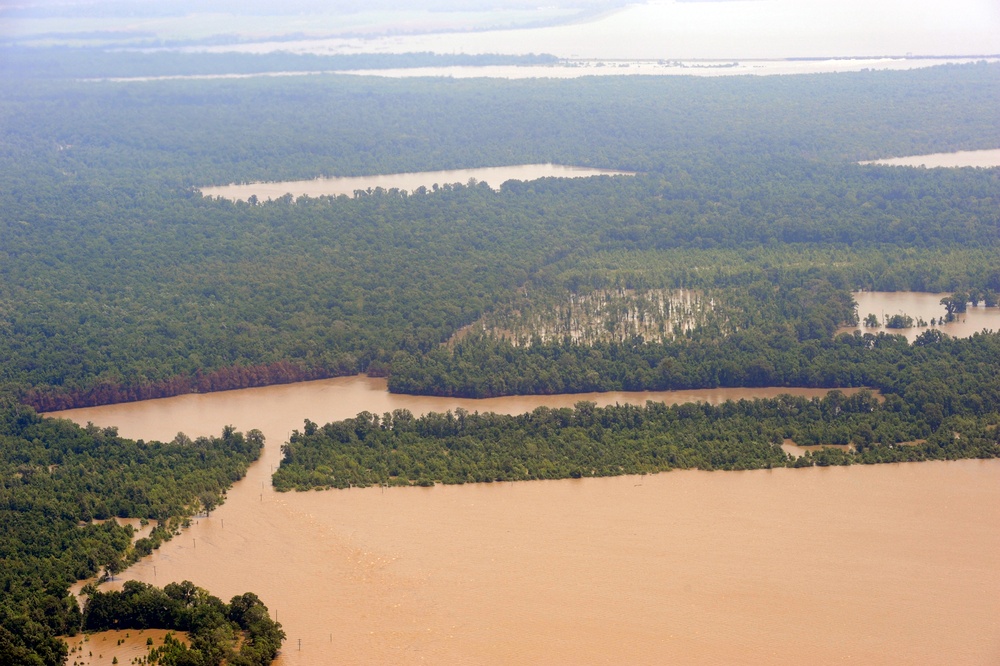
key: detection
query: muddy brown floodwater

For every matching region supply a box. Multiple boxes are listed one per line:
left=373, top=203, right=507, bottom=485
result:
left=63, top=629, right=188, bottom=666
left=839, top=291, right=1000, bottom=342
left=49, top=377, right=1000, bottom=665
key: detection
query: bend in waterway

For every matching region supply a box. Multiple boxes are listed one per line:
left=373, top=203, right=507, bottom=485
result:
left=47, top=378, right=1000, bottom=665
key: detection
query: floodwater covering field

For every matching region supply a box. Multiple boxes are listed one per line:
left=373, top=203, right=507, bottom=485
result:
left=861, top=147, right=1000, bottom=168
left=49, top=377, right=1000, bottom=665
left=199, top=164, right=633, bottom=203
left=63, top=629, right=187, bottom=666
left=839, top=291, right=1000, bottom=342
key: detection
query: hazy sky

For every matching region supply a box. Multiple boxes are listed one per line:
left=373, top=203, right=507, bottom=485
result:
left=237, top=0, right=1000, bottom=60
left=5, top=0, right=999, bottom=59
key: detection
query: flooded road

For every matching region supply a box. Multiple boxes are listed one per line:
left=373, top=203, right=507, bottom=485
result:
left=50, top=377, right=1000, bottom=665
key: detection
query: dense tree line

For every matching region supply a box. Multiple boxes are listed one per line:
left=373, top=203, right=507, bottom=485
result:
left=83, top=581, right=283, bottom=666
left=472, top=245, right=1000, bottom=346
left=293, top=313, right=1000, bottom=490
left=389, top=294, right=1000, bottom=398
left=272, top=387, right=1000, bottom=491
left=2, top=167, right=1000, bottom=410
left=1, top=62, right=998, bottom=410
left=4, top=62, right=999, bottom=187
left=0, top=406, right=268, bottom=665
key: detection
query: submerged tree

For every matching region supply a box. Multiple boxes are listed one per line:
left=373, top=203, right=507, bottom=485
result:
left=940, top=293, right=968, bottom=322
left=200, top=492, right=219, bottom=517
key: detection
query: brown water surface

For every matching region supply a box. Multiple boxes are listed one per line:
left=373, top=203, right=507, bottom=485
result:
left=63, top=629, right=187, bottom=666
left=839, top=291, right=1000, bottom=342
left=49, top=378, right=1000, bottom=665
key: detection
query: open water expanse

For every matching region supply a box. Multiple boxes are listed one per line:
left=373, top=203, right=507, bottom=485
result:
left=839, top=291, right=1000, bottom=342
left=199, top=164, right=632, bottom=203
left=49, top=377, right=1000, bottom=665
left=90, top=57, right=1000, bottom=84
left=862, top=148, right=1000, bottom=168
left=203, top=147, right=1000, bottom=204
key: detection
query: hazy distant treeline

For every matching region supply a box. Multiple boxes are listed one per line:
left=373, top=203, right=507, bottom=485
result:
left=0, top=47, right=559, bottom=80
left=3, top=61, right=999, bottom=186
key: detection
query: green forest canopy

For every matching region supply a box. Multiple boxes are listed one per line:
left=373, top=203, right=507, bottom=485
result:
left=274, top=387, right=1000, bottom=491
left=0, top=403, right=272, bottom=665
left=1, top=62, right=999, bottom=409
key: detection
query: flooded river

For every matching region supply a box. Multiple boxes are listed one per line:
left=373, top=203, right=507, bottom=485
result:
left=199, top=164, right=632, bottom=203
left=50, top=377, right=1000, bottom=665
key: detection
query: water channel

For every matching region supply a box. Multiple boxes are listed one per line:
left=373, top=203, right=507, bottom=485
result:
left=49, top=377, right=1000, bottom=665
